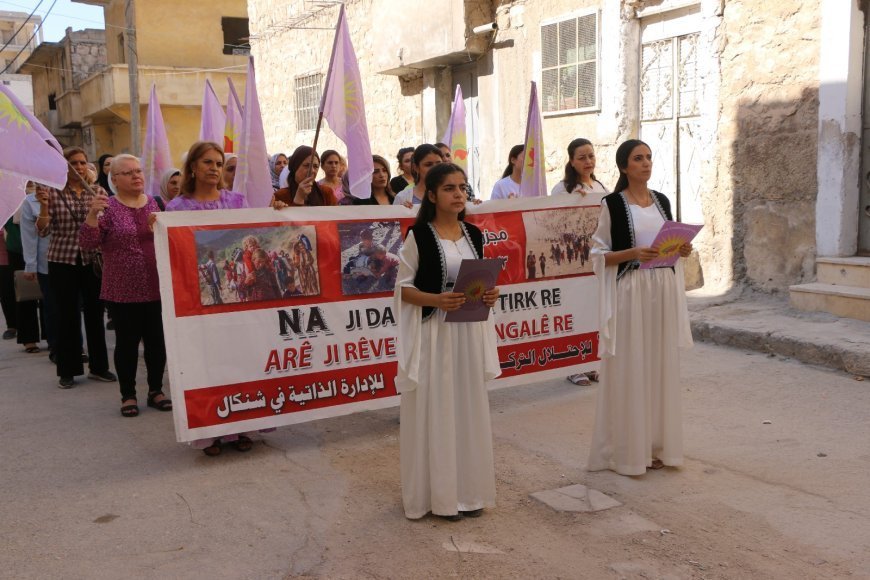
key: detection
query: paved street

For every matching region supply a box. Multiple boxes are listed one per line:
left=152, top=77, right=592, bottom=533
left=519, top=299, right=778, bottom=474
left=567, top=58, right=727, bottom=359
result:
left=1, top=334, right=868, bottom=579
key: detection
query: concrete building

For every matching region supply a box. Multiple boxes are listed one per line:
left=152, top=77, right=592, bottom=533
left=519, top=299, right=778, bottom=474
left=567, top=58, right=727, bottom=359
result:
left=0, top=9, right=42, bottom=73
left=70, top=0, right=250, bottom=163
left=0, top=10, right=43, bottom=115
left=18, top=28, right=107, bottom=148
left=247, top=0, right=870, bottom=316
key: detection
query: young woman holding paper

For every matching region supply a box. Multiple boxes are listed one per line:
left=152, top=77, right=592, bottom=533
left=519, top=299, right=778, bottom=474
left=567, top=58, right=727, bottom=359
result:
left=586, top=139, right=693, bottom=476
left=394, top=162, right=501, bottom=521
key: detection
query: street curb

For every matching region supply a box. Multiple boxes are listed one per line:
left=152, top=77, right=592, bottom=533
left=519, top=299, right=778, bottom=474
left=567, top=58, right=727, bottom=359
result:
left=690, top=317, right=870, bottom=377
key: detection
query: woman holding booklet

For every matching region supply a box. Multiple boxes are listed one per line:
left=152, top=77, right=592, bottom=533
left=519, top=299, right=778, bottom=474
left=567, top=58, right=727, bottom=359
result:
left=587, top=139, right=694, bottom=476
left=394, top=163, right=501, bottom=520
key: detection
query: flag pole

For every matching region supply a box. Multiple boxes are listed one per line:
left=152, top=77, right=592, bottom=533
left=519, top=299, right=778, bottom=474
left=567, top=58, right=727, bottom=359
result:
left=307, top=6, right=343, bottom=180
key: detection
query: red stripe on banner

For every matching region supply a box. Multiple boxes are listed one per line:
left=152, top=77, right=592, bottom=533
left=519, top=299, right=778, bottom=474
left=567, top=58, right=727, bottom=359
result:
left=496, top=332, right=599, bottom=379
left=184, top=361, right=398, bottom=429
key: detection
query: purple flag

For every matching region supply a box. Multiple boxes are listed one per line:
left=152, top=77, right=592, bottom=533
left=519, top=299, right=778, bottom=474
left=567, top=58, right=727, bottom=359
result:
left=320, top=5, right=374, bottom=199
left=0, top=84, right=67, bottom=224
left=224, top=78, right=244, bottom=154
left=441, top=84, right=468, bottom=171
left=233, top=57, right=273, bottom=207
left=199, top=79, right=226, bottom=145
left=518, top=82, right=546, bottom=198
left=142, top=84, right=172, bottom=200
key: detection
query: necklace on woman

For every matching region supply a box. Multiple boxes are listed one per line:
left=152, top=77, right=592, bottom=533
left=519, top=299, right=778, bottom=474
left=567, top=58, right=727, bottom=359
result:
left=433, top=222, right=462, bottom=242
left=626, top=187, right=652, bottom=207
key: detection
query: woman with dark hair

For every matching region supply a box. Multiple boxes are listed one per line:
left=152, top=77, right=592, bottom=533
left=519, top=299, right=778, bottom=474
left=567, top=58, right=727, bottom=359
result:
left=392, top=144, right=443, bottom=207
left=96, top=154, right=114, bottom=195
left=273, top=146, right=337, bottom=207
left=37, top=146, right=115, bottom=389
left=318, top=149, right=345, bottom=202
left=550, top=138, right=608, bottom=200
left=394, top=162, right=501, bottom=521
left=79, top=154, right=170, bottom=418
left=390, top=147, right=415, bottom=194
left=586, top=139, right=693, bottom=476
left=165, top=141, right=248, bottom=211
left=351, top=155, right=395, bottom=205
left=490, top=144, right=524, bottom=200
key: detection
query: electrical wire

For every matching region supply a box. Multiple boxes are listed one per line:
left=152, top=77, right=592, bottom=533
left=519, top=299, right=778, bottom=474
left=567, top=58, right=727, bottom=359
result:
left=0, top=0, right=43, bottom=55
left=0, top=0, right=57, bottom=74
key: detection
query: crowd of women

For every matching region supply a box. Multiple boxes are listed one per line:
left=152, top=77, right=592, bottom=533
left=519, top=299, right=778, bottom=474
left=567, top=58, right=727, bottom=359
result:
left=0, top=135, right=693, bottom=521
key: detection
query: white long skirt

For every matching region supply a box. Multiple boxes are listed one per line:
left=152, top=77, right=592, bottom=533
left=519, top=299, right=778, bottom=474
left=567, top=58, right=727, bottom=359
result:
left=400, top=312, right=497, bottom=519
left=587, top=268, right=684, bottom=476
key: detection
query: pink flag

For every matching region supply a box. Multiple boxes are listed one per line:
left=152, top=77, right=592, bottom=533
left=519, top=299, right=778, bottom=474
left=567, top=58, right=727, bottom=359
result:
left=441, top=84, right=468, bottom=171
left=320, top=5, right=373, bottom=199
left=518, top=82, right=547, bottom=198
left=199, top=79, right=226, bottom=145
left=142, top=84, right=172, bottom=200
left=224, top=78, right=243, bottom=154
left=233, top=57, right=273, bottom=207
left=0, top=84, right=67, bottom=224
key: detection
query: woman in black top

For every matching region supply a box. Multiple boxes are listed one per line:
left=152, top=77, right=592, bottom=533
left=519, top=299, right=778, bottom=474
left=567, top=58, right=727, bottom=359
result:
left=352, top=155, right=395, bottom=205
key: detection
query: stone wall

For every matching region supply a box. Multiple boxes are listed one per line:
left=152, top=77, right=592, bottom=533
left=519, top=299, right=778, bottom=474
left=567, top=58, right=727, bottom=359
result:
left=714, top=0, right=820, bottom=292
left=65, top=29, right=107, bottom=88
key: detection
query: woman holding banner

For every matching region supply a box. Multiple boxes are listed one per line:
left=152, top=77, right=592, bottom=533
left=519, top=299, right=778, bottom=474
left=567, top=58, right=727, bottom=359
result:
left=394, top=163, right=501, bottom=521
left=273, top=146, right=338, bottom=207
left=166, top=142, right=248, bottom=211
left=586, top=139, right=693, bottom=476
left=79, top=155, right=171, bottom=418
left=166, top=142, right=255, bottom=452
left=553, top=138, right=607, bottom=386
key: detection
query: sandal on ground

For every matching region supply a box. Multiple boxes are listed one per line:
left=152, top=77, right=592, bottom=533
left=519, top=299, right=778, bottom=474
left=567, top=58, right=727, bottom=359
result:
left=203, top=439, right=222, bottom=457
left=147, top=391, right=173, bottom=411
left=460, top=508, right=483, bottom=518
left=587, top=371, right=600, bottom=383
left=650, top=459, right=665, bottom=470
left=120, top=400, right=139, bottom=418
left=234, top=435, right=253, bottom=452
left=436, top=513, right=463, bottom=522
left=567, top=374, right=591, bottom=386
left=24, top=345, right=40, bottom=353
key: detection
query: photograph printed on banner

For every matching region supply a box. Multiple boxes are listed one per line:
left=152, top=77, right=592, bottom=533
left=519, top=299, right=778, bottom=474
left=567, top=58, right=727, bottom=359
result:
left=521, top=206, right=600, bottom=280
left=338, top=221, right=402, bottom=296
left=194, top=225, right=320, bottom=306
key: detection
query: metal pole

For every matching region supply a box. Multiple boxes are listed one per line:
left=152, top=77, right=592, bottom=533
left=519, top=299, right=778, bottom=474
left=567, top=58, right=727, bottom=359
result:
left=126, top=0, right=141, bottom=156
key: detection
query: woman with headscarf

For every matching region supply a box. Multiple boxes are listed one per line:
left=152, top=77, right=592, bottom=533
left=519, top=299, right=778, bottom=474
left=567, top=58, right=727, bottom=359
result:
left=273, top=146, right=337, bottom=207
left=268, top=153, right=288, bottom=191
left=222, top=154, right=238, bottom=191
left=155, top=168, right=181, bottom=210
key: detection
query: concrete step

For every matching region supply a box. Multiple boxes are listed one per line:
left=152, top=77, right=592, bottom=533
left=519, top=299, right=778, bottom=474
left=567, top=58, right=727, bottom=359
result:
left=817, top=256, right=870, bottom=288
left=789, top=282, right=870, bottom=322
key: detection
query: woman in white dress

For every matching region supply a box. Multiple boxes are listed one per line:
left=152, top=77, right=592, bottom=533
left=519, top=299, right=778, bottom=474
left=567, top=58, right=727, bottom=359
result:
left=489, top=144, right=524, bottom=200
left=554, top=138, right=608, bottom=386
left=394, top=162, right=502, bottom=520
left=587, top=139, right=694, bottom=476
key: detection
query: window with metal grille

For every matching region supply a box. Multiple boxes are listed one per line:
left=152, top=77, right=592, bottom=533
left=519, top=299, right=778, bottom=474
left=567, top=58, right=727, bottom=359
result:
left=541, top=11, right=598, bottom=114
left=295, top=73, right=323, bottom=132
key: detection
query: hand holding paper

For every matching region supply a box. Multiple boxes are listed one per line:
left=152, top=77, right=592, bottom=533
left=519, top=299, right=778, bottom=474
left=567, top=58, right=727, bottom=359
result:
left=639, top=221, right=703, bottom=269
left=445, top=258, right=502, bottom=322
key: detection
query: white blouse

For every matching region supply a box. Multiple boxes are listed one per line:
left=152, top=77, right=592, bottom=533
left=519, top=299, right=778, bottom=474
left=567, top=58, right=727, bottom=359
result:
left=438, top=236, right=476, bottom=283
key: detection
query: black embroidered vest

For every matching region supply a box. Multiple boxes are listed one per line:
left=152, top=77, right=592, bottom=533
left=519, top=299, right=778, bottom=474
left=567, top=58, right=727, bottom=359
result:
left=604, top=191, right=673, bottom=280
left=407, top=221, right=484, bottom=321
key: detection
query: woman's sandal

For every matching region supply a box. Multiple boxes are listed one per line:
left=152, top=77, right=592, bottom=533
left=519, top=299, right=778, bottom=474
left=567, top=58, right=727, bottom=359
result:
left=24, top=345, right=40, bottom=354
left=203, top=439, right=222, bottom=456
left=650, top=459, right=665, bottom=470
left=120, top=400, right=139, bottom=418
left=234, top=435, right=253, bottom=452
left=587, top=371, right=600, bottom=383
left=147, top=391, right=173, bottom=412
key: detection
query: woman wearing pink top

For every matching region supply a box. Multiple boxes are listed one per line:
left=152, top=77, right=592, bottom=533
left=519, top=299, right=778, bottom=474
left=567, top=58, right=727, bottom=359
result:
left=79, top=154, right=171, bottom=418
